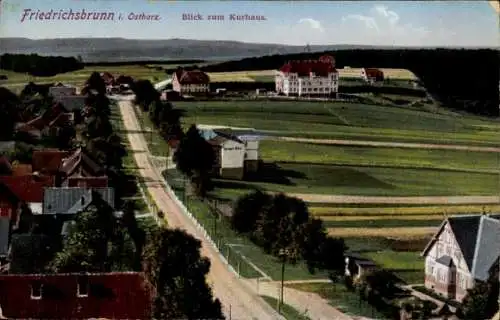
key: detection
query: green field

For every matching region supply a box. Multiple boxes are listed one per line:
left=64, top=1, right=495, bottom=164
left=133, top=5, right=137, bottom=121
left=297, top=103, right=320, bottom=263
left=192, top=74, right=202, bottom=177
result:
left=0, top=65, right=167, bottom=91
left=260, top=140, right=499, bottom=172
left=177, top=101, right=500, bottom=146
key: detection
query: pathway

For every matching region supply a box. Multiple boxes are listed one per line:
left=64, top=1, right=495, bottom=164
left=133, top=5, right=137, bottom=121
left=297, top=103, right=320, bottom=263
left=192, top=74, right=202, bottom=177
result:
left=117, top=97, right=283, bottom=320
left=250, top=279, right=353, bottom=320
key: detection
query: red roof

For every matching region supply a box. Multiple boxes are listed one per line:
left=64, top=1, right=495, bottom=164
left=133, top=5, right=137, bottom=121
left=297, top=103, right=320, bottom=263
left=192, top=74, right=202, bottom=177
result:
left=279, top=56, right=337, bottom=77
left=100, top=72, right=115, bottom=84
left=32, top=150, right=70, bottom=173
left=0, top=175, right=54, bottom=203
left=175, top=68, right=210, bottom=84
left=363, top=68, right=384, bottom=78
left=0, top=272, right=154, bottom=320
left=11, top=164, right=33, bottom=176
left=67, top=176, right=109, bottom=188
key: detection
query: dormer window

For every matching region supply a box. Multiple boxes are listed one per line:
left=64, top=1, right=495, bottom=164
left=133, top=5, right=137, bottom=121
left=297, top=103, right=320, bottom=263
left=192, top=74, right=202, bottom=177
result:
left=31, top=281, right=43, bottom=300
left=77, top=275, right=89, bottom=297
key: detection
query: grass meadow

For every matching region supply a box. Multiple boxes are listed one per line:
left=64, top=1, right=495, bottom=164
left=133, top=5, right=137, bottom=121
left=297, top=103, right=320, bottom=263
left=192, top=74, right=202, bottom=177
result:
left=177, top=101, right=500, bottom=146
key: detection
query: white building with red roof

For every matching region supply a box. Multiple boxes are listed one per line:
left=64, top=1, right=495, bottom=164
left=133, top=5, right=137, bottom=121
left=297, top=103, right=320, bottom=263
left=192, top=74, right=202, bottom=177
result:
left=172, top=67, right=210, bottom=95
left=275, top=55, right=339, bottom=97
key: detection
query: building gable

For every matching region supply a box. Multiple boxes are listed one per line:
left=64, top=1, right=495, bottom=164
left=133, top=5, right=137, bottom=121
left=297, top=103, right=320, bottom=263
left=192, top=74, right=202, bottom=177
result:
left=422, top=219, right=469, bottom=272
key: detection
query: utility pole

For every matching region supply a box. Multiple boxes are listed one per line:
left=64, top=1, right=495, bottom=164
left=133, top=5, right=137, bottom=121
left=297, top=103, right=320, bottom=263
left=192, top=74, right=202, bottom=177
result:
left=277, top=248, right=288, bottom=314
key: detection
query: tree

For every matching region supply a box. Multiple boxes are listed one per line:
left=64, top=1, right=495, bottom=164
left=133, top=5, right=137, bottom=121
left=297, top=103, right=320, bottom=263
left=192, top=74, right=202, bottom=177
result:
left=85, top=71, right=106, bottom=95
left=85, top=115, right=113, bottom=140
left=142, top=228, right=224, bottom=319
left=121, top=200, right=146, bottom=271
left=49, top=199, right=117, bottom=273
left=173, top=124, right=215, bottom=197
left=85, top=93, right=111, bottom=118
left=458, top=278, right=499, bottom=320
left=0, top=87, right=19, bottom=140
left=231, top=190, right=271, bottom=233
left=86, top=134, right=126, bottom=170
left=131, top=79, right=160, bottom=111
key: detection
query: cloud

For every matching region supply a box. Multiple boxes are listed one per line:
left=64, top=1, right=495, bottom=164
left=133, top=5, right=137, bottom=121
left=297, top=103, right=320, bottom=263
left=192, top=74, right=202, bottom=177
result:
left=374, top=5, right=400, bottom=26
left=341, top=5, right=430, bottom=45
left=298, top=18, right=325, bottom=33
left=342, top=14, right=379, bottom=32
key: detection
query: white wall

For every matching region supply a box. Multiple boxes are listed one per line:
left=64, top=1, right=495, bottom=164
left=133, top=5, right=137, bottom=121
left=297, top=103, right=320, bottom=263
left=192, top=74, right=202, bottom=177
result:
left=221, top=139, right=245, bottom=168
left=275, top=72, right=338, bottom=96
left=244, top=140, right=259, bottom=161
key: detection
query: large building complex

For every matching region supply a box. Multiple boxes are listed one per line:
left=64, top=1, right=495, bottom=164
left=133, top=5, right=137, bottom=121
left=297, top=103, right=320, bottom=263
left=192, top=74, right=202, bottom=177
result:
left=275, top=55, right=339, bottom=97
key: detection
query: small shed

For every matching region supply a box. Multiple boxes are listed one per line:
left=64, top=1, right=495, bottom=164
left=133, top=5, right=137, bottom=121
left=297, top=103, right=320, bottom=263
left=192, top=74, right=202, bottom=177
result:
left=344, top=253, right=377, bottom=279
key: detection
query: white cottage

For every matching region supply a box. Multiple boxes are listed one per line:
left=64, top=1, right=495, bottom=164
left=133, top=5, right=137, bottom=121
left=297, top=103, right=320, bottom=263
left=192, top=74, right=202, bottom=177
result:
left=198, top=126, right=262, bottom=180
left=422, top=214, right=500, bottom=302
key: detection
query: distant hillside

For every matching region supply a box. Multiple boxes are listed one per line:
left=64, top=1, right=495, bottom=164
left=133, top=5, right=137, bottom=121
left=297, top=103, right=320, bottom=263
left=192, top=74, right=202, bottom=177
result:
left=0, top=38, right=403, bottom=62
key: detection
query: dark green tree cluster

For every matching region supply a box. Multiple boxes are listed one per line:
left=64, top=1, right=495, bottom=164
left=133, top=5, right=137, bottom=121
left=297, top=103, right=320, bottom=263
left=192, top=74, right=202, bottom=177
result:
left=131, top=79, right=184, bottom=142
left=49, top=196, right=140, bottom=273
left=0, top=53, right=83, bottom=77
left=0, top=87, right=21, bottom=140
left=173, top=124, right=215, bottom=197
left=82, top=72, right=125, bottom=171
left=131, top=79, right=160, bottom=111
left=142, top=228, right=224, bottom=319
left=457, top=273, right=499, bottom=320
left=231, top=190, right=346, bottom=274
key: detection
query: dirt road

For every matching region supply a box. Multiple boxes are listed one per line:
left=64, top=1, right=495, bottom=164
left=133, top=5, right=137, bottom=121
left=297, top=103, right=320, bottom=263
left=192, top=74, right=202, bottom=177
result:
left=117, top=97, right=283, bottom=320
left=275, top=136, right=500, bottom=153
left=286, top=193, right=500, bottom=204
left=249, top=279, right=353, bottom=320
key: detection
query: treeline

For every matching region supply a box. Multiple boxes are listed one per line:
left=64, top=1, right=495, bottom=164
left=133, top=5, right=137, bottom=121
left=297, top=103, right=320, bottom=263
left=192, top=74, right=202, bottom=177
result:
left=0, top=53, right=83, bottom=76
left=85, top=59, right=205, bottom=66
left=200, top=49, right=499, bottom=117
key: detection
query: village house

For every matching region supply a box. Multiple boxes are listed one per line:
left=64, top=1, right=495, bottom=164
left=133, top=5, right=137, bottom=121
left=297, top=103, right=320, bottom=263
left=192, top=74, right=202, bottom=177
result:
left=361, top=68, right=385, bottom=84
left=53, top=95, right=86, bottom=112
left=59, top=148, right=108, bottom=186
left=42, top=187, right=115, bottom=216
left=275, top=55, right=339, bottom=97
left=0, top=272, right=153, bottom=319
left=172, top=68, right=210, bottom=95
left=197, top=126, right=262, bottom=180
left=15, top=103, right=74, bottom=140
left=32, top=149, right=70, bottom=175
left=0, top=175, right=55, bottom=215
left=48, top=83, right=77, bottom=97
left=421, top=214, right=500, bottom=302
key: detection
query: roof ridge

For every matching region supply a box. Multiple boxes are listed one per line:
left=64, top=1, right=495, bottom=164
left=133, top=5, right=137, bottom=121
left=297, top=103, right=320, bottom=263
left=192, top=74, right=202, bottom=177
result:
left=471, top=215, right=486, bottom=276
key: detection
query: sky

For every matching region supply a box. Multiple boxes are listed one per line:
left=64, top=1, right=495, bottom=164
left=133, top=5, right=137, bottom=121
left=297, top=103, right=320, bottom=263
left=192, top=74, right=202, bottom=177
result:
left=0, top=0, right=498, bottom=47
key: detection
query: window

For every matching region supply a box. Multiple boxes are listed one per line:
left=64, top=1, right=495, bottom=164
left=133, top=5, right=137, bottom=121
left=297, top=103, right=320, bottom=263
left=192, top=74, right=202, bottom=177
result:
left=31, top=282, right=43, bottom=300
left=77, top=275, right=89, bottom=297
